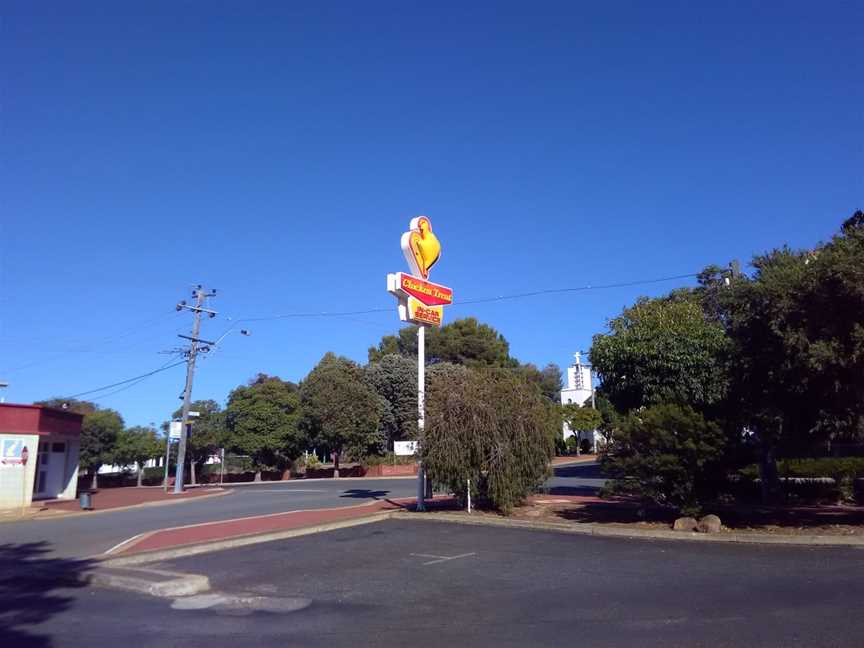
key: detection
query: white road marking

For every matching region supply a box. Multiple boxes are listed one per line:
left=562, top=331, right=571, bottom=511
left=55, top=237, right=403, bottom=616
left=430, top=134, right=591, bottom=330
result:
left=104, top=532, right=146, bottom=555
left=410, top=552, right=476, bottom=566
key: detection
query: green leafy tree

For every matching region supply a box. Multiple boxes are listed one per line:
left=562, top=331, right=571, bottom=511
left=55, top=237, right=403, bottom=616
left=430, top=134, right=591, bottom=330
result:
left=225, top=374, right=303, bottom=481
left=716, top=214, right=864, bottom=500
left=369, top=317, right=516, bottom=368
left=112, top=426, right=161, bottom=487
left=562, top=403, right=602, bottom=453
left=601, top=403, right=726, bottom=515
left=299, top=353, right=382, bottom=474
left=515, top=363, right=563, bottom=403
left=364, top=354, right=417, bottom=449
left=423, top=367, right=554, bottom=514
left=79, top=409, right=124, bottom=489
left=34, top=398, right=97, bottom=415
left=590, top=295, right=731, bottom=414
left=170, top=400, right=225, bottom=485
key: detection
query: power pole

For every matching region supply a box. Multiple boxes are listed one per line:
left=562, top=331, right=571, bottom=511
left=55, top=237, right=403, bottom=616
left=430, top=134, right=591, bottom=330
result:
left=173, top=285, right=217, bottom=494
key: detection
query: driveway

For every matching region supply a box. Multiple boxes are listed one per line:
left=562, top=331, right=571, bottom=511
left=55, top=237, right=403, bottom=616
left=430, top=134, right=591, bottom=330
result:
left=10, top=517, right=863, bottom=647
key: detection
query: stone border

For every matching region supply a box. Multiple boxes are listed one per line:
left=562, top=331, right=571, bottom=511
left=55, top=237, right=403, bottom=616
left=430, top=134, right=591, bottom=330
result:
left=395, top=510, right=864, bottom=547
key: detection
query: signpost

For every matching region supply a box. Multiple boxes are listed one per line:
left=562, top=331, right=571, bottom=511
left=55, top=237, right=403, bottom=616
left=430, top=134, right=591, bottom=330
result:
left=387, top=216, right=452, bottom=511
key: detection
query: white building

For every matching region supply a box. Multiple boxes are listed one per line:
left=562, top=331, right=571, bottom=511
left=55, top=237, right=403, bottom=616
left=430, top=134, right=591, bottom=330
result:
left=560, top=352, right=600, bottom=452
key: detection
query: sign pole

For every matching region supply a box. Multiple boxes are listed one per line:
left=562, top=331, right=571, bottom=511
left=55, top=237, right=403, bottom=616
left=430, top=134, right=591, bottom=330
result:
left=416, top=324, right=426, bottom=511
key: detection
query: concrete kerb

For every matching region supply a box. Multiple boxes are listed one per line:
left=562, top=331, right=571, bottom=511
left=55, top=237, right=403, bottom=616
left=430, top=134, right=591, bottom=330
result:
left=100, top=512, right=393, bottom=568
left=394, top=510, right=864, bottom=547
left=91, top=566, right=211, bottom=598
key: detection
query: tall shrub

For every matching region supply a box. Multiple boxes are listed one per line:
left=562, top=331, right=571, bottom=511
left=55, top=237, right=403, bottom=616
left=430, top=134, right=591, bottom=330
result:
left=423, top=367, right=554, bottom=514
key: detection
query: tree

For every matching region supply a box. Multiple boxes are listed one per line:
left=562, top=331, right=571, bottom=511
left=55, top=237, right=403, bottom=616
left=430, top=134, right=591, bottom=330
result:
left=364, top=354, right=417, bottom=449
left=299, top=353, right=382, bottom=474
left=368, top=317, right=516, bottom=368
left=34, top=398, right=97, bottom=415
left=601, top=403, right=726, bottom=515
left=716, top=215, right=864, bottom=500
left=79, top=409, right=123, bottom=489
left=590, top=295, right=731, bottom=414
left=169, top=399, right=225, bottom=486
left=515, top=363, right=563, bottom=403
left=562, top=403, right=602, bottom=453
left=112, top=426, right=161, bottom=487
left=423, top=367, right=554, bottom=513
left=225, top=374, right=303, bottom=481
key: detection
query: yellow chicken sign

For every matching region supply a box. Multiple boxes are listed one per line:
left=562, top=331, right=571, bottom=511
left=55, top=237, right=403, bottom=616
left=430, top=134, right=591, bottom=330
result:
left=388, top=216, right=451, bottom=328
left=400, top=216, right=441, bottom=280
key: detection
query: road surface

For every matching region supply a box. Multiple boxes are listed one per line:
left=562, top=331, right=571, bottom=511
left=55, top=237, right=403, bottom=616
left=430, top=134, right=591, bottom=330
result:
left=9, top=517, right=863, bottom=647
left=1, top=461, right=601, bottom=558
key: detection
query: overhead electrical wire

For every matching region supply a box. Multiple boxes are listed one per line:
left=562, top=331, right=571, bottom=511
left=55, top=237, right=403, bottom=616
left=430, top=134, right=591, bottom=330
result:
left=55, top=270, right=699, bottom=400
left=231, top=272, right=700, bottom=322
left=65, top=359, right=187, bottom=400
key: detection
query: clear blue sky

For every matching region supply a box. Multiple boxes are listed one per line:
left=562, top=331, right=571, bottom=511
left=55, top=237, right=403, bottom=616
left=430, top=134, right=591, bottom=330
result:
left=1, top=1, right=861, bottom=427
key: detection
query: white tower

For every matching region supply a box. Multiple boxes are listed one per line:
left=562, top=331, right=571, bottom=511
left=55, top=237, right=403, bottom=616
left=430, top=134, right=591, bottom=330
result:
left=560, top=352, right=598, bottom=451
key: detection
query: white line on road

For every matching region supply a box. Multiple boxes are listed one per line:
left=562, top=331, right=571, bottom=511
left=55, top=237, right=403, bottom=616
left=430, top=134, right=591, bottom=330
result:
left=410, top=552, right=477, bottom=566
left=105, top=532, right=146, bottom=555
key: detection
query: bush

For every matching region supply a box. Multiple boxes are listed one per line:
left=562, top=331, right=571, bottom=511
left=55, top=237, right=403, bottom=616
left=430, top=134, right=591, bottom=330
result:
left=423, top=367, right=554, bottom=514
left=565, top=436, right=579, bottom=453
left=738, top=457, right=864, bottom=501
left=600, top=403, right=726, bottom=516
left=554, top=435, right=567, bottom=456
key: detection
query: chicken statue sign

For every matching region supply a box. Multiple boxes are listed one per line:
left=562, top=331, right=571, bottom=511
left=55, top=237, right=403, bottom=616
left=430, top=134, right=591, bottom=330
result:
left=387, top=216, right=452, bottom=327
left=386, top=216, right=453, bottom=511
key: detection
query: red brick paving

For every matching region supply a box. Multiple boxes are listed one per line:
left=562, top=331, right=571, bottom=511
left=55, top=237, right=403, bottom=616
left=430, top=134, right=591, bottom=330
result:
left=119, top=496, right=452, bottom=555
left=35, top=486, right=225, bottom=512
left=550, top=455, right=597, bottom=466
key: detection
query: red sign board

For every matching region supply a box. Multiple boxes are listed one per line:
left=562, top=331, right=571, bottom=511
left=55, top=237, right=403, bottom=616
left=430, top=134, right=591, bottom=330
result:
left=394, top=273, right=453, bottom=306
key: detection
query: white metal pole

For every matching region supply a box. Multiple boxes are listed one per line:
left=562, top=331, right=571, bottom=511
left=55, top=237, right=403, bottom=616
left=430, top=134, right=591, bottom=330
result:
left=467, top=478, right=472, bottom=514
left=416, top=325, right=426, bottom=511
left=163, top=434, right=171, bottom=492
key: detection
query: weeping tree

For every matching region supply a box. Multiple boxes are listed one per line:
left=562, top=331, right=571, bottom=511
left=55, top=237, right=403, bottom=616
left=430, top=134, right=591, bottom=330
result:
left=422, top=366, right=554, bottom=514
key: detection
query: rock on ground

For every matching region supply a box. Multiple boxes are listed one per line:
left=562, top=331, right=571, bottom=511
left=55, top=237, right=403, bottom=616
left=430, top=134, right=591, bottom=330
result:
left=697, top=514, right=722, bottom=533
left=673, top=517, right=698, bottom=532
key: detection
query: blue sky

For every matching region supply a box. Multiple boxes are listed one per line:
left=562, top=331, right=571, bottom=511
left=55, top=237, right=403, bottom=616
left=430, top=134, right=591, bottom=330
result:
left=1, top=1, right=861, bottom=427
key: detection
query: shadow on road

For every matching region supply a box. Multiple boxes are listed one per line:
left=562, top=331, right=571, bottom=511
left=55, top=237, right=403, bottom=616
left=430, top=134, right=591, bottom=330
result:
left=552, top=462, right=604, bottom=479
left=339, top=489, right=391, bottom=500
left=0, top=542, right=94, bottom=648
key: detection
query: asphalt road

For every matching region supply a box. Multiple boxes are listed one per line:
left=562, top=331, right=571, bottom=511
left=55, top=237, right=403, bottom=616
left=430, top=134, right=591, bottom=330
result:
left=11, top=518, right=864, bottom=647
left=1, top=477, right=418, bottom=559
left=0, top=462, right=603, bottom=558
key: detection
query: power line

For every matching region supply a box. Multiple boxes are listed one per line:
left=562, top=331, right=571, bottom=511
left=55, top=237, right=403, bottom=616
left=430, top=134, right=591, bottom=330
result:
left=232, top=272, right=700, bottom=322
left=89, top=359, right=183, bottom=402
left=56, top=271, right=699, bottom=401
left=66, top=360, right=187, bottom=399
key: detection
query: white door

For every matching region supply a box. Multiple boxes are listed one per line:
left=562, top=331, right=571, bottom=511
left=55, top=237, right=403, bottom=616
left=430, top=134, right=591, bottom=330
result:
left=34, top=441, right=66, bottom=499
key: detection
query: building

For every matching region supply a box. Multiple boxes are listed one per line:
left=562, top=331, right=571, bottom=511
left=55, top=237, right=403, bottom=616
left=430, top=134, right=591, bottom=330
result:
left=0, top=404, right=83, bottom=510
left=560, top=353, right=600, bottom=452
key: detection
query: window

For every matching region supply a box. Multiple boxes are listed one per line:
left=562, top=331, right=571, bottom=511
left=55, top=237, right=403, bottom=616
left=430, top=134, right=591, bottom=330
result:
left=52, top=442, right=65, bottom=453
